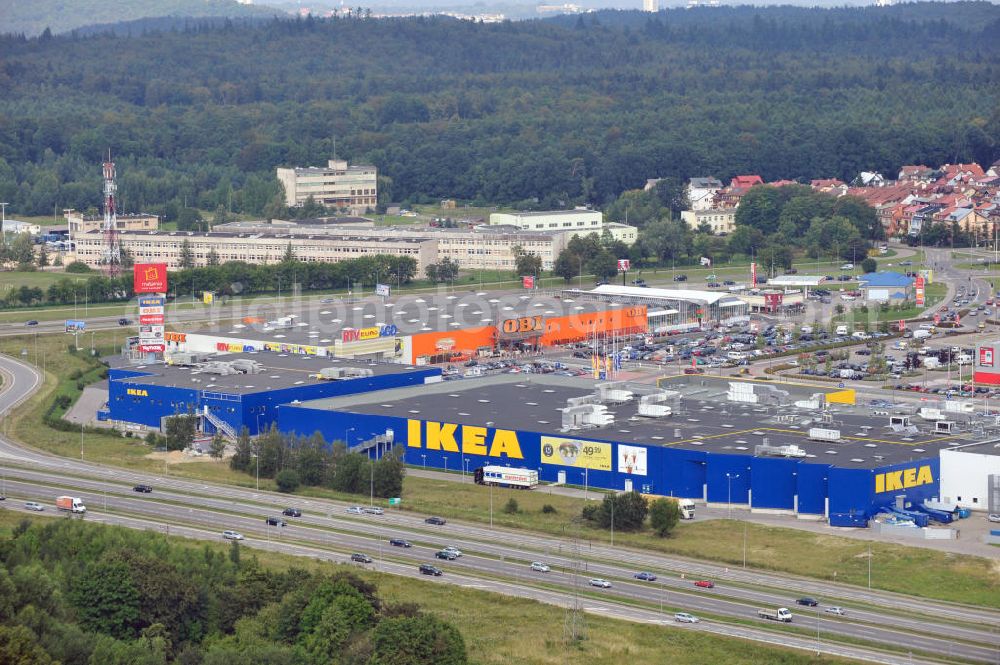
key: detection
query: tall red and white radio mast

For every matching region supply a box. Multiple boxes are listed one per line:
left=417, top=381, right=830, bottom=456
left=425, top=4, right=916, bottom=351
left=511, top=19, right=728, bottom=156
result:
left=100, top=151, right=122, bottom=277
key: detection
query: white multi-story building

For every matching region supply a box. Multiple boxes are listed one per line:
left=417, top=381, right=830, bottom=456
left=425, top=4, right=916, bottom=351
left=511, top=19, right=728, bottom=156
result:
left=488, top=208, right=637, bottom=245
left=276, top=159, right=377, bottom=215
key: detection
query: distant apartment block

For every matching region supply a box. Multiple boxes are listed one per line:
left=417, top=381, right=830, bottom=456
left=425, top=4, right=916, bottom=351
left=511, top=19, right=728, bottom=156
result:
left=276, top=159, right=377, bottom=215
left=681, top=208, right=736, bottom=235
left=65, top=209, right=159, bottom=240
left=74, top=229, right=434, bottom=273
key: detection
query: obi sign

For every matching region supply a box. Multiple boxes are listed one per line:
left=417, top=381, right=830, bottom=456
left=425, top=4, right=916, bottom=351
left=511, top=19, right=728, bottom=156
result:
left=407, top=419, right=524, bottom=459
left=342, top=325, right=398, bottom=342
left=134, top=264, right=168, bottom=294
left=500, top=315, right=544, bottom=335
left=874, top=464, right=933, bottom=494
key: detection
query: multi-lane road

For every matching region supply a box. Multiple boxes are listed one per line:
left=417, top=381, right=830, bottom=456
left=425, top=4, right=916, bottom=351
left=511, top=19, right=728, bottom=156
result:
left=0, top=355, right=998, bottom=664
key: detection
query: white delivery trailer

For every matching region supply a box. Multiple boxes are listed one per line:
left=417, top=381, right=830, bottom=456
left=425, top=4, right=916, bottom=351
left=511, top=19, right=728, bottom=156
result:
left=474, top=466, right=539, bottom=489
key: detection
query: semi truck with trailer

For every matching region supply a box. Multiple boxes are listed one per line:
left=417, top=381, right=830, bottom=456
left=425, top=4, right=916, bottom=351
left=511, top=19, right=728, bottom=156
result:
left=55, top=496, right=86, bottom=513
left=757, top=607, right=793, bottom=622
left=474, top=466, right=539, bottom=489
left=676, top=498, right=696, bottom=519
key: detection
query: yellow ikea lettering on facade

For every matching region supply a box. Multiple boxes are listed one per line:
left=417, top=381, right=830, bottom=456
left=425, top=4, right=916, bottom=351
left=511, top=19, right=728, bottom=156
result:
left=874, top=465, right=933, bottom=493
left=407, top=419, right=523, bottom=459
left=126, top=388, right=148, bottom=397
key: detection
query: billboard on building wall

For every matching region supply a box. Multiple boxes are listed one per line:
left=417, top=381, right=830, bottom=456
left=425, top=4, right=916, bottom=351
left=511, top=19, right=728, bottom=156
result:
left=617, top=444, right=647, bottom=476
left=540, top=436, right=612, bottom=471
left=134, top=263, right=168, bottom=293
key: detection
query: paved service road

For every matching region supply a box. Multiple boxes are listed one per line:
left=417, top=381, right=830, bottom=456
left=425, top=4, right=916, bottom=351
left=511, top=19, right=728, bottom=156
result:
left=1, top=353, right=998, bottom=664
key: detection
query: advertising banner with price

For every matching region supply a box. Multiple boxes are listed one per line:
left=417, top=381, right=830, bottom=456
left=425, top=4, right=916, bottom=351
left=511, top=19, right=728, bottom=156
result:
left=540, top=436, right=612, bottom=471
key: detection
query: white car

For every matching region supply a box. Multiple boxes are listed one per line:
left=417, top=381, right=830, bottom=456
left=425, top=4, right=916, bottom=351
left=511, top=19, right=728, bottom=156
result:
left=918, top=323, right=935, bottom=330
left=825, top=607, right=846, bottom=616
left=363, top=506, right=384, bottom=515
left=345, top=506, right=365, bottom=514
left=589, top=578, right=612, bottom=588
left=24, top=501, right=44, bottom=511
left=222, top=530, right=244, bottom=540
left=988, top=513, right=1000, bottom=523
left=442, top=546, right=463, bottom=557
left=841, top=263, right=854, bottom=270
left=674, top=612, right=700, bottom=623
left=530, top=561, right=551, bottom=572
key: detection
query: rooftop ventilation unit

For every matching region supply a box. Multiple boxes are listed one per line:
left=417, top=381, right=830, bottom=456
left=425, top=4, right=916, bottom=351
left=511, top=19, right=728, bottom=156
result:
left=315, top=367, right=375, bottom=380
left=229, top=359, right=263, bottom=375
left=808, top=427, right=842, bottom=442
left=755, top=444, right=807, bottom=458
left=199, top=362, right=239, bottom=376
left=727, top=381, right=788, bottom=406
left=637, top=391, right=674, bottom=418
left=596, top=381, right=633, bottom=404
left=560, top=404, right=614, bottom=431
left=165, top=351, right=210, bottom=367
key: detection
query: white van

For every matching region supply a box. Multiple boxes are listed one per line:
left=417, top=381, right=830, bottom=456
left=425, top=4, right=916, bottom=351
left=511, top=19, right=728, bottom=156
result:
left=800, top=325, right=814, bottom=334
left=835, top=325, right=849, bottom=336
left=913, top=329, right=932, bottom=340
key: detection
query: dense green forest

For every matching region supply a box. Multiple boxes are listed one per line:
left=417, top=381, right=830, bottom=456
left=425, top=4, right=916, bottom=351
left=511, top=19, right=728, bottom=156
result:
left=0, top=3, right=997, bottom=221
left=0, top=518, right=466, bottom=664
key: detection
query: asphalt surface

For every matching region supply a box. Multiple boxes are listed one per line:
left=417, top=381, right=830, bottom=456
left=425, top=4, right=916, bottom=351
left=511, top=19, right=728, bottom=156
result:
left=1, top=355, right=998, bottom=664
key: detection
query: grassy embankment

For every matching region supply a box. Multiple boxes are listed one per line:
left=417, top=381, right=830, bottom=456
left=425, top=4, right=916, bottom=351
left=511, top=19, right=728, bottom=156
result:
left=0, top=512, right=857, bottom=665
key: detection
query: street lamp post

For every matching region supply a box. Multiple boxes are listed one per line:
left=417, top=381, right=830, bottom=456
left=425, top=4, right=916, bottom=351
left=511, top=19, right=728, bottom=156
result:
left=421, top=454, right=426, bottom=470
left=463, top=457, right=469, bottom=482
left=489, top=481, right=494, bottom=529
left=726, top=472, right=740, bottom=519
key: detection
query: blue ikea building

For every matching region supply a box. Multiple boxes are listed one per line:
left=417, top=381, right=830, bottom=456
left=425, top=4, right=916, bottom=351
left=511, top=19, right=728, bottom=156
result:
left=107, top=353, right=441, bottom=437
left=277, top=375, right=948, bottom=525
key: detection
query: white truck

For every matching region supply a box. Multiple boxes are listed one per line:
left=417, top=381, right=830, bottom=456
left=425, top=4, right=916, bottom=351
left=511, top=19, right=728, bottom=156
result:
left=55, top=496, right=86, bottom=513
left=474, top=466, right=539, bottom=489
left=676, top=498, right=696, bottom=520
left=758, top=607, right=793, bottom=622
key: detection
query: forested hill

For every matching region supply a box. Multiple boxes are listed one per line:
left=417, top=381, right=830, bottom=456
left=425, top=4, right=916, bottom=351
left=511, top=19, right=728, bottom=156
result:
left=0, top=0, right=280, bottom=37
left=0, top=4, right=997, bottom=220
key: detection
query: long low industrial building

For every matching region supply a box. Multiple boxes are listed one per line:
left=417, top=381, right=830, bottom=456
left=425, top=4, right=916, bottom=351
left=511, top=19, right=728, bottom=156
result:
left=162, top=292, right=648, bottom=364
left=276, top=374, right=970, bottom=524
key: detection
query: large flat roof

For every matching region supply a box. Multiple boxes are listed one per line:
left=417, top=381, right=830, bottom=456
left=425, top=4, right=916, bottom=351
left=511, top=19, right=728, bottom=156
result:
left=115, top=352, right=426, bottom=394
left=292, top=375, right=972, bottom=468
left=584, top=284, right=742, bottom=306
left=180, top=291, right=625, bottom=343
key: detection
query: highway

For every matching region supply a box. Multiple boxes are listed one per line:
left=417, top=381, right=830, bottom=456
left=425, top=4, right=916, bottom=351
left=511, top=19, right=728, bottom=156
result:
left=1, top=356, right=998, bottom=664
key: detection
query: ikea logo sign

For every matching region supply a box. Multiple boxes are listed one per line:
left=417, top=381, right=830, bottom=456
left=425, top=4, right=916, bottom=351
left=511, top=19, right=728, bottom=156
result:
left=407, top=419, right=523, bottom=459
left=126, top=388, right=148, bottom=397
left=874, top=465, right=933, bottom=494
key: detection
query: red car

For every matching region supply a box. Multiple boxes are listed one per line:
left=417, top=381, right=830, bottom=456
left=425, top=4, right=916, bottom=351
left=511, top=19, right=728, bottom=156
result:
left=694, top=580, right=715, bottom=589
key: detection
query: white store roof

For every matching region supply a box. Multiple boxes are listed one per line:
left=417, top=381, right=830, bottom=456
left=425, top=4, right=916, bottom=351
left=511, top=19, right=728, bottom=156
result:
left=590, top=284, right=734, bottom=305
left=764, top=275, right=826, bottom=287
